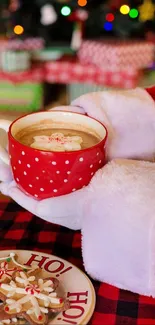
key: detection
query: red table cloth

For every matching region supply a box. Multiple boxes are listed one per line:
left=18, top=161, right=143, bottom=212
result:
left=1, top=197, right=155, bottom=325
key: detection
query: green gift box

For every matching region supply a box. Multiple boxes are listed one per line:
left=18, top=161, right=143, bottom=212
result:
left=0, top=82, right=43, bottom=112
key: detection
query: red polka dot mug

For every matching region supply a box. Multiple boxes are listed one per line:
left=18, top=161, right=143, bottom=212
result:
left=0, top=111, right=107, bottom=200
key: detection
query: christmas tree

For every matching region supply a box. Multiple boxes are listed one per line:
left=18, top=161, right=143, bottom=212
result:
left=0, top=0, right=155, bottom=43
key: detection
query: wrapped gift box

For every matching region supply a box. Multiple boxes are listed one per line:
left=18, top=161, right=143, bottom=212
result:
left=1, top=50, right=31, bottom=72
left=67, top=83, right=108, bottom=102
left=45, top=59, right=141, bottom=89
left=0, top=82, right=43, bottom=112
left=0, top=38, right=44, bottom=72
left=78, top=40, right=155, bottom=69
left=0, top=66, right=44, bottom=112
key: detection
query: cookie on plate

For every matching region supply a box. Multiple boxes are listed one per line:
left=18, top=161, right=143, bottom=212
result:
left=0, top=253, right=39, bottom=302
left=0, top=270, right=69, bottom=325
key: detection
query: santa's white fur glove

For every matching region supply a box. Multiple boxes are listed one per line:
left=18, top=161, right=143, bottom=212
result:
left=82, top=158, right=155, bottom=297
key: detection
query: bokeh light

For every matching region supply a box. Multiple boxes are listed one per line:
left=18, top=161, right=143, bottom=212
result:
left=106, top=13, right=115, bottom=22
left=13, top=25, right=24, bottom=35
left=104, top=22, right=113, bottom=31
left=78, top=0, right=87, bottom=7
left=129, top=8, right=139, bottom=18
left=61, top=6, right=71, bottom=16
left=120, top=5, right=130, bottom=15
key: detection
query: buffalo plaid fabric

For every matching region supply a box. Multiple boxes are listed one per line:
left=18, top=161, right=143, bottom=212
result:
left=1, top=197, right=155, bottom=325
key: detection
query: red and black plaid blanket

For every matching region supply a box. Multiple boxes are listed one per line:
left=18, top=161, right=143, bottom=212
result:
left=1, top=197, right=155, bottom=325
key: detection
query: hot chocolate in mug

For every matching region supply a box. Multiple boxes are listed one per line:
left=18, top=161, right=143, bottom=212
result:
left=0, top=111, right=107, bottom=200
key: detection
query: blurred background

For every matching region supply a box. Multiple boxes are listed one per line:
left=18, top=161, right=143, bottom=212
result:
left=0, top=0, right=155, bottom=123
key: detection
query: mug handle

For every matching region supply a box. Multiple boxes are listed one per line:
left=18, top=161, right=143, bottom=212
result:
left=0, top=120, right=12, bottom=165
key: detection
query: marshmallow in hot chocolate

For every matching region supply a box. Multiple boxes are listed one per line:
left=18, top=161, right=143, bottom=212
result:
left=30, top=133, right=83, bottom=152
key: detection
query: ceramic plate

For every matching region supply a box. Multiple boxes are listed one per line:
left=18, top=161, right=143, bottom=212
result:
left=0, top=250, right=96, bottom=325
